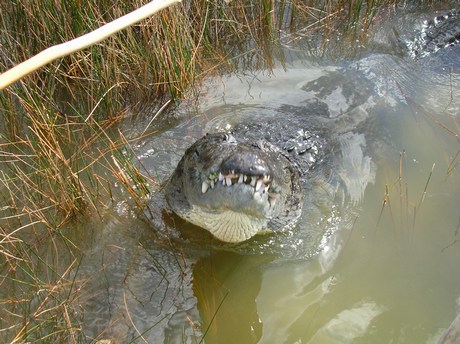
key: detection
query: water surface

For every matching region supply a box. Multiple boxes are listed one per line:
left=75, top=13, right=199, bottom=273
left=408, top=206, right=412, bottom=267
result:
left=78, top=7, right=460, bottom=343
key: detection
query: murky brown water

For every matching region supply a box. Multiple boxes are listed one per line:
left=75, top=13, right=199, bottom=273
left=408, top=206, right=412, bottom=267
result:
left=74, top=7, right=460, bottom=344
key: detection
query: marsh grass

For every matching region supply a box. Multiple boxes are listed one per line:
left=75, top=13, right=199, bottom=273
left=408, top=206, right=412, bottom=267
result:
left=0, top=222, right=85, bottom=343
left=377, top=128, right=459, bottom=240
left=0, top=0, right=452, bottom=341
left=377, top=140, right=447, bottom=232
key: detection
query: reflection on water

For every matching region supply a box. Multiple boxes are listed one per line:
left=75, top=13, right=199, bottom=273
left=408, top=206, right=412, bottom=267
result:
left=193, top=252, right=269, bottom=343
left=76, top=212, right=200, bottom=342
left=77, top=7, right=460, bottom=344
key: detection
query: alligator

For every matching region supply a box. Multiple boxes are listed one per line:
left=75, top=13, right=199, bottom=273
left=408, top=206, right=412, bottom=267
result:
left=146, top=92, right=376, bottom=249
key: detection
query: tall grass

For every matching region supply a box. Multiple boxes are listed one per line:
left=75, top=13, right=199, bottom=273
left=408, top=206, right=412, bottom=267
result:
left=0, top=0, right=451, bottom=341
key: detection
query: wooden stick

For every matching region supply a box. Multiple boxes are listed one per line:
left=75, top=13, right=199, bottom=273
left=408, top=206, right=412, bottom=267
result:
left=0, top=0, right=181, bottom=90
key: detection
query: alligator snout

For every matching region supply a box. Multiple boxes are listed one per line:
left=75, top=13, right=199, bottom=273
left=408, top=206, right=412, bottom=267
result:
left=221, top=148, right=272, bottom=178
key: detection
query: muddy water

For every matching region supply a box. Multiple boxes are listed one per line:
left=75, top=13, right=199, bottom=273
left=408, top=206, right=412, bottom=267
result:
left=79, top=9, right=460, bottom=344
left=177, top=67, right=459, bottom=343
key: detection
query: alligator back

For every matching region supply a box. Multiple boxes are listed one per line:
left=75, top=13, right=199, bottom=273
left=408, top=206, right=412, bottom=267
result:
left=408, top=10, right=460, bottom=57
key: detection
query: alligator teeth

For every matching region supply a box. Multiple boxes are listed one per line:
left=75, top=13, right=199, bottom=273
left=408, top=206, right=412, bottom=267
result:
left=225, top=176, right=232, bottom=186
left=255, top=179, right=263, bottom=191
left=202, top=181, right=210, bottom=194
left=204, top=173, right=273, bottom=195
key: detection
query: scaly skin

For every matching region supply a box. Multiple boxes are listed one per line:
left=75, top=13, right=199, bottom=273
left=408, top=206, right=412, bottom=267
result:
left=407, top=10, right=460, bottom=57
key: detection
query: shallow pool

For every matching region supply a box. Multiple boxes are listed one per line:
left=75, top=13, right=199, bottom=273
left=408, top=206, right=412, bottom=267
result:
left=78, top=6, right=460, bottom=343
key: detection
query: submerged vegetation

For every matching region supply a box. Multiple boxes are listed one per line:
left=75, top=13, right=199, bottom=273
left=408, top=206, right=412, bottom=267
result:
left=0, top=0, right=454, bottom=341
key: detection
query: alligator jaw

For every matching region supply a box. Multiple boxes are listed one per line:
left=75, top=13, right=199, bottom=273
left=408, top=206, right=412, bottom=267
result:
left=185, top=207, right=268, bottom=243
left=201, top=171, right=276, bottom=209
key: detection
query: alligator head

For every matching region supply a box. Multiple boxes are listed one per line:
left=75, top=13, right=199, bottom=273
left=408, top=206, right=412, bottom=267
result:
left=165, top=132, right=302, bottom=243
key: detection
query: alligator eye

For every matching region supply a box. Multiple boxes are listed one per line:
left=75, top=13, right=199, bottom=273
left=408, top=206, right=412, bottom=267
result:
left=436, top=15, right=446, bottom=22
left=193, top=149, right=200, bottom=158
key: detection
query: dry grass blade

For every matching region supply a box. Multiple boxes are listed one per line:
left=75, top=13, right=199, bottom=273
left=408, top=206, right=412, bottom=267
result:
left=106, top=130, right=155, bottom=207
left=123, top=291, right=149, bottom=344
left=199, top=291, right=229, bottom=344
left=447, top=150, right=460, bottom=177
left=377, top=184, right=394, bottom=228
left=417, top=163, right=435, bottom=209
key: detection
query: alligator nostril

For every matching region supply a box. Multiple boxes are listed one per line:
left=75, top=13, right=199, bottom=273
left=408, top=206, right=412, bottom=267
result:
left=221, top=151, right=271, bottom=177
